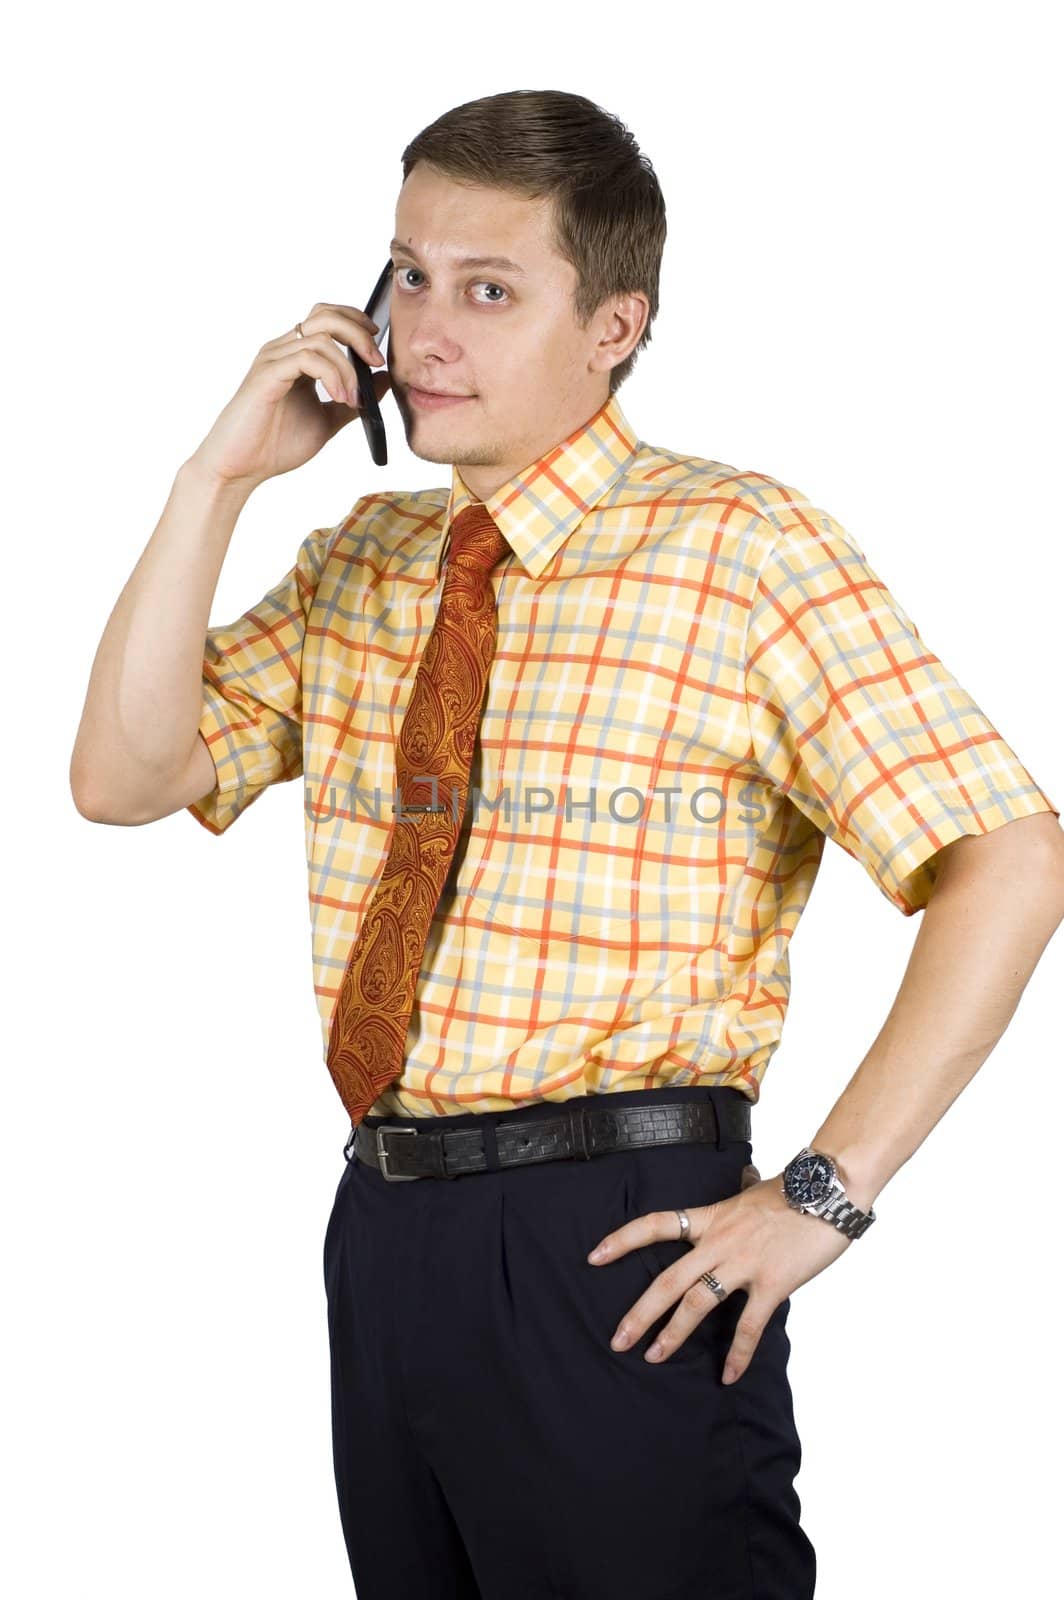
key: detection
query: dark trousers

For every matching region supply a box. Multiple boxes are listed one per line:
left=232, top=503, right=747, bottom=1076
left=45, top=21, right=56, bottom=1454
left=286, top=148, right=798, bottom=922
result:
left=323, top=1084, right=817, bottom=1598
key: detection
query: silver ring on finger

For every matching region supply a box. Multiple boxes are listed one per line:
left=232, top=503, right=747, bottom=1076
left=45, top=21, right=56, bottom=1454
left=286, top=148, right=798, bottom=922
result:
left=674, top=1207, right=691, bottom=1244
left=699, top=1269, right=728, bottom=1304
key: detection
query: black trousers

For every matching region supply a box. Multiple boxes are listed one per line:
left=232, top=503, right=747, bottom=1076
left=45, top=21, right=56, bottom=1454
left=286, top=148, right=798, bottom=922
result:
left=323, top=1084, right=817, bottom=1598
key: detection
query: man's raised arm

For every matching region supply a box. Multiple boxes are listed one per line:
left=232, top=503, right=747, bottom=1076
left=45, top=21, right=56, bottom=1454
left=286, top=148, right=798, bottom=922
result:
left=70, top=458, right=252, bottom=825
left=69, top=299, right=389, bottom=826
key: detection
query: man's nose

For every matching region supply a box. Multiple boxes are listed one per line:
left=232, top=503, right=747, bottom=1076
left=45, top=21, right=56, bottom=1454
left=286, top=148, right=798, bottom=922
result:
left=403, top=307, right=463, bottom=363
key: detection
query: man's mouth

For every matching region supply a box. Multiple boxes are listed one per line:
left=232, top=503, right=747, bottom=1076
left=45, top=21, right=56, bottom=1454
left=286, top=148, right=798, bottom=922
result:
left=407, top=385, right=477, bottom=410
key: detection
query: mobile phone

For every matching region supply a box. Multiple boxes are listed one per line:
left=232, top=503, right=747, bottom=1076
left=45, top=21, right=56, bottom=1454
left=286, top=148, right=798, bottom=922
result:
left=347, top=259, right=394, bottom=465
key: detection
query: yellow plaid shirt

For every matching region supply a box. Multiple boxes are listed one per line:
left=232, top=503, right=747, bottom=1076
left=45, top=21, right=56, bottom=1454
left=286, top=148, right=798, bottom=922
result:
left=188, top=393, right=1058, bottom=1118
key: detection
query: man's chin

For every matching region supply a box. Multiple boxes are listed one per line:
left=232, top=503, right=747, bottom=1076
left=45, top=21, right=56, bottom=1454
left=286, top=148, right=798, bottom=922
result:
left=395, top=396, right=484, bottom=465
left=399, top=425, right=464, bottom=466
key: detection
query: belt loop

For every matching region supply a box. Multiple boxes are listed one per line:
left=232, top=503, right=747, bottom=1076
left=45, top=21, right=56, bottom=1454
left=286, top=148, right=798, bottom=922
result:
left=481, top=1119, right=501, bottom=1173
left=709, top=1089, right=727, bottom=1152
left=569, top=1103, right=591, bottom=1160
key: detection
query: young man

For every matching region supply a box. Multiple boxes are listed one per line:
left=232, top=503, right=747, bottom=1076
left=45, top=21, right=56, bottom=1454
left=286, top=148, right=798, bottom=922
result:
left=70, top=90, right=1064, bottom=1599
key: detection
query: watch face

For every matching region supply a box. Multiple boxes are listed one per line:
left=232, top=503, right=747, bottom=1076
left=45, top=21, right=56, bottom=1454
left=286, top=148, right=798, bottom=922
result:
left=785, top=1150, right=837, bottom=1207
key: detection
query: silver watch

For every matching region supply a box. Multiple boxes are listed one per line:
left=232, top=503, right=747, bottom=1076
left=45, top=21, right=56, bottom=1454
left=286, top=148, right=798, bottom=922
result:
left=781, top=1146, right=876, bottom=1239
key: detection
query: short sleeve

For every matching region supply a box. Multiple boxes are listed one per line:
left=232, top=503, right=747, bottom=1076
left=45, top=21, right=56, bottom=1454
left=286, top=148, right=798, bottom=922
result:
left=743, top=511, right=1060, bottom=915
left=186, top=522, right=338, bottom=835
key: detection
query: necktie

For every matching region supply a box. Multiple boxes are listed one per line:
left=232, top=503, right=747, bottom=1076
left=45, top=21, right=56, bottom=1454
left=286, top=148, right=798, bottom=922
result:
left=326, top=503, right=511, bottom=1127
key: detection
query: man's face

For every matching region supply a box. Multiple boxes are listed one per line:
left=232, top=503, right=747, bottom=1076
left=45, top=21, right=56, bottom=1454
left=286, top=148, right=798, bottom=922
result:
left=386, top=164, right=641, bottom=497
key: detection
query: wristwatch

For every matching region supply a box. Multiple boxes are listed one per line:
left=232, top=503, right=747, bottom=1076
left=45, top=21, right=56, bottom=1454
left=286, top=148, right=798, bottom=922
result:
left=781, top=1146, right=876, bottom=1239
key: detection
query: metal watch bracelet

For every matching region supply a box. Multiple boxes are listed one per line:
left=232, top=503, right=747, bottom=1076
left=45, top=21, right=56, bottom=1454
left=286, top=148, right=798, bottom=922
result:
left=817, top=1192, right=876, bottom=1239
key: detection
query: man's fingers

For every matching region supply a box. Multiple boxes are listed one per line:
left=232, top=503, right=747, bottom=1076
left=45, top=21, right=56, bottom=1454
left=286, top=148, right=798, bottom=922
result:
left=740, top=1162, right=762, bottom=1190
left=590, top=1198, right=723, bottom=1262
left=643, top=1272, right=725, bottom=1362
left=722, top=1293, right=776, bottom=1383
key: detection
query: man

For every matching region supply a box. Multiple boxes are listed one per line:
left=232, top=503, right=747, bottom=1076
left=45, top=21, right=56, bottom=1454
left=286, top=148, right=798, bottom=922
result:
left=70, top=89, right=1064, bottom=1599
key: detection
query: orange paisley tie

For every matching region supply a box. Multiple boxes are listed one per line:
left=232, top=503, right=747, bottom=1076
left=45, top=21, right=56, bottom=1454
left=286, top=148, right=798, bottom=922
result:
left=325, top=503, right=511, bottom=1127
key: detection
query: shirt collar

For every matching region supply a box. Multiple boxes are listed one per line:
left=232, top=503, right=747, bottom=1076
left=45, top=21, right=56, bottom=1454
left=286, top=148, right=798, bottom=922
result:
left=435, top=391, right=640, bottom=581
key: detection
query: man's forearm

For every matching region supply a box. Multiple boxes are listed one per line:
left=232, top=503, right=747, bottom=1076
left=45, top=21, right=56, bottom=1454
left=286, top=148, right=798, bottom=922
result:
left=808, top=812, right=1064, bottom=1213
left=69, top=456, right=254, bottom=818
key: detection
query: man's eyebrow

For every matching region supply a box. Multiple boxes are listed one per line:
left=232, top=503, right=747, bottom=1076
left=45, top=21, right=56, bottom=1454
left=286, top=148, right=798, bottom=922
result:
left=389, top=239, right=527, bottom=277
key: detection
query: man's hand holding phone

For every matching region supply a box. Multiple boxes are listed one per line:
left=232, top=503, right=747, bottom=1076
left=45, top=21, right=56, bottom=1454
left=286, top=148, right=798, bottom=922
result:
left=187, top=302, right=391, bottom=493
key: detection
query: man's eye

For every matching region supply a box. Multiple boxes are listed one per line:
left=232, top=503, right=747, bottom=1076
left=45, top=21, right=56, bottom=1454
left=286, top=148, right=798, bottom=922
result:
left=391, top=266, right=508, bottom=304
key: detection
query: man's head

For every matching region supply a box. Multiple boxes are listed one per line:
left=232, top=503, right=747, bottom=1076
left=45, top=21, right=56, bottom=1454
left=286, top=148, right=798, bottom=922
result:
left=387, top=89, right=666, bottom=499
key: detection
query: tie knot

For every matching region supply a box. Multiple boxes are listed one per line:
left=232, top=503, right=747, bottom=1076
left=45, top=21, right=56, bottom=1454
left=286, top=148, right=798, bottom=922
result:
left=447, top=503, right=510, bottom=575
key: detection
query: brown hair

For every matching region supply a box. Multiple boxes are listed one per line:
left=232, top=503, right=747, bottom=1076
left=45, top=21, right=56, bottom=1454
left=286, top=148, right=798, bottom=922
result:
left=400, top=89, right=666, bottom=395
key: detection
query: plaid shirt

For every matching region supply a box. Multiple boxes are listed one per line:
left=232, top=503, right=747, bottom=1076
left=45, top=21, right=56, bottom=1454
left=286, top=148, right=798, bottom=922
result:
left=188, top=393, right=1058, bottom=1117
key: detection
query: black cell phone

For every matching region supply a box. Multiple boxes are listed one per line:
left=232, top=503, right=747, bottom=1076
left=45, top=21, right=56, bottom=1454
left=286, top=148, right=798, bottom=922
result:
left=347, top=259, right=394, bottom=465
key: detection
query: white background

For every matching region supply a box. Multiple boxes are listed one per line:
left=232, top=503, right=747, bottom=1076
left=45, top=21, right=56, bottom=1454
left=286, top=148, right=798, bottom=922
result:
left=4, top=1, right=1062, bottom=1594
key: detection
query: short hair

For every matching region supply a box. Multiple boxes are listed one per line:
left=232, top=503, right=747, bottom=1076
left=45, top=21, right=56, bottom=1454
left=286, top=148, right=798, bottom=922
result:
left=401, top=89, right=667, bottom=394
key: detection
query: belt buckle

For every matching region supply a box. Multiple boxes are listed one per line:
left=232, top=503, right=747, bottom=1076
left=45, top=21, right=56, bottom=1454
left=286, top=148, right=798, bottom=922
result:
left=376, top=1125, right=421, bottom=1181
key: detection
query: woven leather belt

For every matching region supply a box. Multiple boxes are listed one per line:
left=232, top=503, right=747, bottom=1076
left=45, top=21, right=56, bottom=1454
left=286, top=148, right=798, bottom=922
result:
left=347, top=1092, right=752, bottom=1182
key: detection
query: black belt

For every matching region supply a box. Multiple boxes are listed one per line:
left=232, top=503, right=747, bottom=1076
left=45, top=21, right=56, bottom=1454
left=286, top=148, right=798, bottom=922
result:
left=347, top=1091, right=752, bottom=1182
